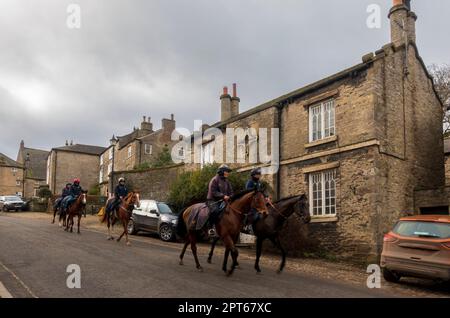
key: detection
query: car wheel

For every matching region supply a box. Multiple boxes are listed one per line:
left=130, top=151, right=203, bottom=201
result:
left=382, top=268, right=401, bottom=283
left=127, top=220, right=138, bottom=235
left=159, top=224, right=174, bottom=242
left=2, top=206, right=8, bottom=212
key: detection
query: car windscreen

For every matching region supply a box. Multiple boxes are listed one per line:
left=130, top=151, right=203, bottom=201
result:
left=5, top=196, right=21, bottom=202
left=393, top=221, right=450, bottom=239
left=157, top=203, right=173, bottom=214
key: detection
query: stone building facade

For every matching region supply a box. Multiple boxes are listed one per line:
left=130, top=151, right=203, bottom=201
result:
left=99, top=115, right=178, bottom=197
left=16, top=140, right=49, bottom=198
left=179, top=1, right=445, bottom=263
left=0, top=153, right=23, bottom=196
left=46, top=143, right=106, bottom=194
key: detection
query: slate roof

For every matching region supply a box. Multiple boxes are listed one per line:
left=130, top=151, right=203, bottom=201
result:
left=0, top=153, right=22, bottom=168
left=53, top=144, right=106, bottom=156
left=22, top=147, right=49, bottom=180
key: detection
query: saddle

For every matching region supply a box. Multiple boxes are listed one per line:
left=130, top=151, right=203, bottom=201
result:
left=187, top=203, right=211, bottom=231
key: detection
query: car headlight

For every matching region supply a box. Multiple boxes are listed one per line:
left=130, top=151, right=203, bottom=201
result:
left=171, top=219, right=177, bottom=225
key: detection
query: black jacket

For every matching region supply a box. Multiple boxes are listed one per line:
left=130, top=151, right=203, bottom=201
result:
left=61, top=187, right=71, bottom=197
left=207, top=175, right=233, bottom=201
left=115, top=184, right=128, bottom=199
left=70, top=184, right=83, bottom=197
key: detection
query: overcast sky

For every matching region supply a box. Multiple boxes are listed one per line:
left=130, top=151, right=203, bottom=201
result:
left=1, top=0, right=449, bottom=159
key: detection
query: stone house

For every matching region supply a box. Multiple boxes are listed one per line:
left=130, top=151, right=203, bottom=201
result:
left=181, top=0, right=445, bottom=262
left=16, top=140, right=49, bottom=198
left=46, top=143, right=106, bottom=194
left=0, top=153, right=23, bottom=196
left=99, top=115, right=178, bottom=197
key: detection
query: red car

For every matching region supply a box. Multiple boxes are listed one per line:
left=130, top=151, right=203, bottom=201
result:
left=381, top=215, right=450, bottom=283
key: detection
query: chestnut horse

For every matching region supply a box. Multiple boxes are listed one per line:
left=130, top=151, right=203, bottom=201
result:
left=177, top=189, right=268, bottom=276
left=207, top=194, right=311, bottom=273
left=101, top=192, right=140, bottom=246
left=64, top=192, right=87, bottom=234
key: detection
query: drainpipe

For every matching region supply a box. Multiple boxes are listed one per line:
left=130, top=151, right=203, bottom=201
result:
left=275, top=103, right=283, bottom=200
left=53, top=151, right=58, bottom=194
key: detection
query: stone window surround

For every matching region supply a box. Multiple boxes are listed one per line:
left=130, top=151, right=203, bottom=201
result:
left=305, top=161, right=340, bottom=223
left=144, top=144, right=153, bottom=155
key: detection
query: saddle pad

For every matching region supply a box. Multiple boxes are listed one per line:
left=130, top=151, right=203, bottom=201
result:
left=187, top=203, right=210, bottom=231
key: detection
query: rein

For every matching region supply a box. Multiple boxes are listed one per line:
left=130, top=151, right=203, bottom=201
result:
left=269, top=201, right=289, bottom=219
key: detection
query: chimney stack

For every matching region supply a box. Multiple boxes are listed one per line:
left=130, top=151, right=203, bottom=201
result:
left=231, top=83, right=240, bottom=117
left=220, top=86, right=232, bottom=121
left=388, top=0, right=417, bottom=47
left=162, top=114, right=176, bottom=136
left=140, top=115, right=153, bottom=132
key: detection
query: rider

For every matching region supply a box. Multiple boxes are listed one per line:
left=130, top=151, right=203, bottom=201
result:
left=54, top=183, right=71, bottom=211
left=206, top=164, right=233, bottom=237
left=62, top=178, right=84, bottom=211
left=244, top=168, right=270, bottom=233
left=108, top=177, right=129, bottom=217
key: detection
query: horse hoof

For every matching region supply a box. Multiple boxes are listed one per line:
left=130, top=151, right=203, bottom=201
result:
left=179, top=261, right=184, bottom=266
left=226, top=270, right=234, bottom=277
left=197, top=267, right=203, bottom=272
left=277, top=269, right=282, bottom=274
left=126, top=242, right=131, bottom=246
left=207, top=258, right=212, bottom=264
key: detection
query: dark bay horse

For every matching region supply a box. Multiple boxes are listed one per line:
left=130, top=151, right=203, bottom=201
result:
left=65, top=192, right=87, bottom=234
left=207, top=194, right=310, bottom=273
left=101, top=192, right=140, bottom=246
left=177, top=189, right=268, bottom=276
left=52, top=198, right=67, bottom=227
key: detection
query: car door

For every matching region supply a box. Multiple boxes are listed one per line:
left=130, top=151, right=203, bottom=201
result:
left=133, top=200, right=149, bottom=228
left=146, top=201, right=160, bottom=231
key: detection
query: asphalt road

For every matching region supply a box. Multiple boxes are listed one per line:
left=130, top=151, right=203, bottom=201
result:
left=0, top=215, right=394, bottom=298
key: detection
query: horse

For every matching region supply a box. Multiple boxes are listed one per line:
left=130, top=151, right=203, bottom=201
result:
left=207, top=194, right=310, bottom=273
left=177, top=189, right=268, bottom=276
left=101, top=192, right=140, bottom=246
left=51, top=198, right=67, bottom=227
left=64, top=192, right=88, bottom=234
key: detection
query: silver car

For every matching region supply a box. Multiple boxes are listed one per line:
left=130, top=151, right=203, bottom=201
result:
left=0, top=196, right=26, bottom=212
left=128, top=200, right=178, bottom=242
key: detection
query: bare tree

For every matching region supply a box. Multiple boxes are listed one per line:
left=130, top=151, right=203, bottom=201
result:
left=428, top=64, right=450, bottom=136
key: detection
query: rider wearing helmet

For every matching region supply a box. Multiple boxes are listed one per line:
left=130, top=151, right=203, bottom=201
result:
left=206, top=164, right=233, bottom=236
left=62, top=178, right=84, bottom=211
left=54, top=183, right=72, bottom=211
left=109, top=177, right=129, bottom=216
left=244, top=168, right=269, bottom=233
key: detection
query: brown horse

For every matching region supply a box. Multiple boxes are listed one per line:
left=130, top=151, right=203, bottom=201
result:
left=207, top=194, right=311, bottom=273
left=64, top=192, right=87, bottom=234
left=101, top=192, right=140, bottom=246
left=177, top=189, right=268, bottom=275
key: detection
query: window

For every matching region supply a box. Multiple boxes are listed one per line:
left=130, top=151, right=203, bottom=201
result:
left=12, top=168, right=17, bottom=173
left=309, top=169, right=337, bottom=217
left=107, top=163, right=112, bottom=175
left=99, top=169, right=104, bottom=183
left=178, top=147, right=185, bottom=159
left=16, top=180, right=21, bottom=186
left=309, top=99, right=335, bottom=142
left=109, top=148, right=113, bottom=160
left=201, top=142, right=214, bottom=167
left=145, top=144, right=152, bottom=155
left=127, top=146, right=132, bottom=158
left=100, top=155, right=104, bottom=166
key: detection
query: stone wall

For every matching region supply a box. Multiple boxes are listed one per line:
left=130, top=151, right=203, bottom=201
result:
left=0, top=166, right=23, bottom=196
left=111, top=164, right=185, bottom=202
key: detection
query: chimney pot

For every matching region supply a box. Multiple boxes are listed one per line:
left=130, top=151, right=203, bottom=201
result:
left=393, top=0, right=402, bottom=6
left=65, top=140, right=68, bottom=146
left=223, top=86, right=228, bottom=96
left=232, top=83, right=237, bottom=98
left=143, top=115, right=146, bottom=122
left=171, top=114, right=174, bottom=121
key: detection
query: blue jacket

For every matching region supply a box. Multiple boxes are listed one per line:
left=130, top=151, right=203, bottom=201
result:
left=61, top=187, right=71, bottom=198
left=70, top=184, right=83, bottom=197
left=115, top=184, right=128, bottom=199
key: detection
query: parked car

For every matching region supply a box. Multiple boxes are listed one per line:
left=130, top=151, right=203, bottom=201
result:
left=128, top=200, right=178, bottom=242
left=0, top=196, right=27, bottom=212
left=381, top=215, right=450, bottom=283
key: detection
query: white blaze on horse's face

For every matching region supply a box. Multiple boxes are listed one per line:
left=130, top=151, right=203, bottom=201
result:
left=135, top=193, right=140, bottom=207
left=82, top=194, right=86, bottom=204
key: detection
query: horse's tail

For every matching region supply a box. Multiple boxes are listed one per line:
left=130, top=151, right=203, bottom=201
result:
left=176, top=208, right=187, bottom=239
left=100, top=207, right=108, bottom=223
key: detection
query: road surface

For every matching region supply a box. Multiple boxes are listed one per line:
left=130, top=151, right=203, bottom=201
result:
left=0, top=214, right=394, bottom=298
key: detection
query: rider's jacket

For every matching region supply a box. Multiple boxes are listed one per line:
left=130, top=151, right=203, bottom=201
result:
left=207, top=175, right=233, bottom=201
left=115, top=184, right=128, bottom=199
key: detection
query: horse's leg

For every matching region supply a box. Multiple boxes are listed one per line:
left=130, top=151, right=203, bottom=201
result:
left=254, top=237, right=264, bottom=273
left=52, top=207, right=56, bottom=224
left=124, top=219, right=131, bottom=246
left=222, top=235, right=238, bottom=276
left=222, top=248, right=230, bottom=273
left=179, top=236, right=190, bottom=266
left=77, top=213, right=81, bottom=234
left=117, top=217, right=127, bottom=243
left=270, top=236, right=286, bottom=273
left=207, top=237, right=220, bottom=264
left=189, top=234, right=202, bottom=271
left=70, top=215, right=74, bottom=233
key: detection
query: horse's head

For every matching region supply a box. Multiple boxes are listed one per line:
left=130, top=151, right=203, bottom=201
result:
left=251, top=189, right=268, bottom=215
left=128, top=192, right=140, bottom=208
left=80, top=191, right=88, bottom=205
left=295, top=194, right=311, bottom=223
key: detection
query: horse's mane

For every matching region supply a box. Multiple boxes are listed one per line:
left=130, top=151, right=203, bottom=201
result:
left=230, top=189, right=255, bottom=202
left=274, top=194, right=306, bottom=204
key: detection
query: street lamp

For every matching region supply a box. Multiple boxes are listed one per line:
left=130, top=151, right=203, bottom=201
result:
left=22, top=153, right=30, bottom=198
left=109, top=135, right=117, bottom=197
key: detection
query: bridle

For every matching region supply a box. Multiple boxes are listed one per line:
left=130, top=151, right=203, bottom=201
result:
left=118, top=193, right=138, bottom=213
left=269, top=200, right=289, bottom=219
left=227, top=191, right=266, bottom=216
